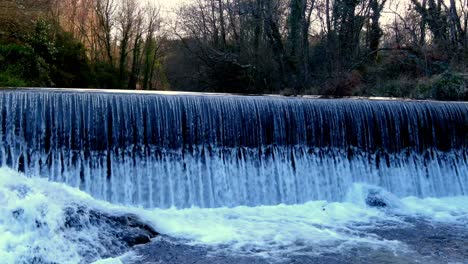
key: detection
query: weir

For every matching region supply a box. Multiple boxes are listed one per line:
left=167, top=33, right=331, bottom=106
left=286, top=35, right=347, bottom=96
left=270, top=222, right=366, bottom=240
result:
left=0, top=89, right=467, bottom=208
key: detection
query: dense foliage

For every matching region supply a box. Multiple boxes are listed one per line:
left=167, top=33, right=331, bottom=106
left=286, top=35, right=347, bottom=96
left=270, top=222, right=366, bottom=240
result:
left=0, top=0, right=466, bottom=100
left=1, top=21, right=100, bottom=88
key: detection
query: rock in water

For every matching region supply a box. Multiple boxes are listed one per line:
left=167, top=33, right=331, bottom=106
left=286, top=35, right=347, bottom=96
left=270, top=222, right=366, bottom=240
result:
left=0, top=170, right=159, bottom=264
left=98, top=212, right=159, bottom=247
left=63, top=205, right=158, bottom=259
left=365, top=190, right=388, bottom=208
left=346, top=183, right=403, bottom=209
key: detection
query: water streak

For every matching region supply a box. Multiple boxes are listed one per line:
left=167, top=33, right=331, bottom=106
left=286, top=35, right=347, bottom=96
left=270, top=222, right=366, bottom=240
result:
left=0, top=89, right=466, bottom=208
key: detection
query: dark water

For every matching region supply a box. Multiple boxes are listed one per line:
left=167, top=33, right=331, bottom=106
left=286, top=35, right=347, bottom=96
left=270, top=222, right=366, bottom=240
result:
left=128, top=217, right=468, bottom=264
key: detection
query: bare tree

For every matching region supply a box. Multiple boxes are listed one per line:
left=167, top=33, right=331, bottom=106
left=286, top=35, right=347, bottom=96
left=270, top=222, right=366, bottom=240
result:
left=95, top=0, right=116, bottom=65
left=140, top=2, right=163, bottom=90
left=116, top=0, right=137, bottom=86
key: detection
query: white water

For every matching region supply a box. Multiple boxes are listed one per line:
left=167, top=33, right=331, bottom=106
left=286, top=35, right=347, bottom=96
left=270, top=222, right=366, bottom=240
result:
left=1, top=168, right=468, bottom=264
left=1, top=90, right=467, bottom=208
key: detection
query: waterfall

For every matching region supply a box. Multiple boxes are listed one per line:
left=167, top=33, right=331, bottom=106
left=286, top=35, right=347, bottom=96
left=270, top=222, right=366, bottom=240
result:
left=0, top=89, right=467, bottom=208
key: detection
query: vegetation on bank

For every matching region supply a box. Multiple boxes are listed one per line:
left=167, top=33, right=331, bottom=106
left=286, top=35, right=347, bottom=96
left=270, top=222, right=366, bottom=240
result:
left=0, top=0, right=466, bottom=100
left=0, top=21, right=91, bottom=88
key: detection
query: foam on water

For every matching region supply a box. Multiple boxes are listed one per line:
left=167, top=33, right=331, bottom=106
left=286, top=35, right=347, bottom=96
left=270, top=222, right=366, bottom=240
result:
left=400, top=196, right=468, bottom=222
left=0, top=167, right=149, bottom=264
left=0, top=168, right=91, bottom=263
left=2, top=168, right=468, bottom=263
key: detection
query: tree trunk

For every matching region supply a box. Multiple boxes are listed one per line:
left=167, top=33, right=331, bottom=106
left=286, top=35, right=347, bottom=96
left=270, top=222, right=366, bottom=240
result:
left=218, top=0, right=227, bottom=48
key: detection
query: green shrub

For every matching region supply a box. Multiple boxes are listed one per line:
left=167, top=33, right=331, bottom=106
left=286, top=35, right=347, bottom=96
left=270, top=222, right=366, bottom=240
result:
left=430, top=71, right=465, bottom=101
left=0, top=42, right=52, bottom=85
left=410, top=71, right=467, bottom=101
left=0, top=20, right=95, bottom=88
left=92, top=62, right=121, bottom=89
left=412, top=78, right=433, bottom=99
left=375, top=77, right=415, bottom=98
left=0, top=43, right=35, bottom=73
left=0, top=72, right=27, bottom=87
left=51, top=31, right=92, bottom=87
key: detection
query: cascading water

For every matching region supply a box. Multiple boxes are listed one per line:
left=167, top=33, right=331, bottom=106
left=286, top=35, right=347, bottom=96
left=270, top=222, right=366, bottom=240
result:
left=2, top=88, right=468, bottom=263
left=0, top=89, right=467, bottom=209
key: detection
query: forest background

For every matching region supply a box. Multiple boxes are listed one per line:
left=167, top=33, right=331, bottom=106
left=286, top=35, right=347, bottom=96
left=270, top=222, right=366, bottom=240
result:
left=0, top=0, right=467, bottom=100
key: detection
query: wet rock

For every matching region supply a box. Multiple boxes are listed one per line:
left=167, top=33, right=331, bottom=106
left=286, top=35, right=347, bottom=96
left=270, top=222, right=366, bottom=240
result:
left=64, top=206, right=86, bottom=231
left=95, top=213, right=158, bottom=247
left=345, top=184, right=402, bottom=209
left=62, top=205, right=158, bottom=261
left=365, top=190, right=388, bottom=208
